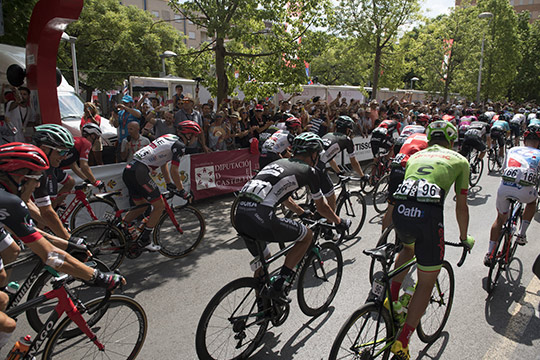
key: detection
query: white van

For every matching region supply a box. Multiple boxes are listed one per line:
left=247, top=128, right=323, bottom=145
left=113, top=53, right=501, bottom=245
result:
left=0, top=43, right=117, bottom=151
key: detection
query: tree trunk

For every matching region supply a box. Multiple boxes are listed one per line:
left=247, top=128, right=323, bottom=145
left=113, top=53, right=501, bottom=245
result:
left=371, top=43, right=382, bottom=101
left=215, top=37, right=228, bottom=106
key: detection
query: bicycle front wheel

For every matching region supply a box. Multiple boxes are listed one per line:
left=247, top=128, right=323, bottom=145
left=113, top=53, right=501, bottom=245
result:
left=417, top=260, right=455, bottom=343
left=70, top=198, right=117, bottom=230
left=42, top=295, right=148, bottom=360
left=487, top=230, right=507, bottom=294
left=329, top=302, right=392, bottom=360
left=154, top=205, right=205, bottom=258
left=487, top=149, right=499, bottom=173
left=373, top=174, right=390, bottom=214
left=336, top=191, right=367, bottom=240
left=196, top=277, right=270, bottom=360
left=71, top=221, right=126, bottom=270
left=230, top=196, right=240, bottom=228
left=297, top=242, right=343, bottom=316
left=362, top=163, right=378, bottom=194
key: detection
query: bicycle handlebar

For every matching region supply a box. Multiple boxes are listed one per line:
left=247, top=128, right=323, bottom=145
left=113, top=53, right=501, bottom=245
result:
left=445, top=241, right=470, bottom=268
left=337, top=174, right=363, bottom=183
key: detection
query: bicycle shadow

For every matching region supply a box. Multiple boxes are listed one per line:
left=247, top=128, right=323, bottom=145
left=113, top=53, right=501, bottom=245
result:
left=368, top=213, right=383, bottom=225
left=415, top=331, right=450, bottom=360
left=251, top=306, right=335, bottom=359
left=466, top=187, right=491, bottom=206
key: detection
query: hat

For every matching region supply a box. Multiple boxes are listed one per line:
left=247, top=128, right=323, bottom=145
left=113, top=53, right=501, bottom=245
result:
left=183, top=93, right=194, bottom=102
left=255, top=104, right=264, bottom=111
left=229, top=111, right=240, bottom=118
left=122, top=95, right=133, bottom=103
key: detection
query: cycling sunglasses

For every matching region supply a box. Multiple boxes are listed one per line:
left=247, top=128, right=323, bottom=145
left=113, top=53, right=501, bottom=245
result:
left=44, top=145, right=70, bottom=156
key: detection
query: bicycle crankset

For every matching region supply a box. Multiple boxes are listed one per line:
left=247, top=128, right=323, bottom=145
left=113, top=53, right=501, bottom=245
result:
left=270, top=300, right=290, bottom=327
left=126, top=243, right=143, bottom=259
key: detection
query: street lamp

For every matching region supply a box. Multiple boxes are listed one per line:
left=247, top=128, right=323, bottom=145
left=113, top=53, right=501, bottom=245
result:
left=410, top=77, right=419, bottom=89
left=476, top=11, right=493, bottom=104
left=61, top=32, right=79, bottom=94
left=159, top=50, right=177, bottom=77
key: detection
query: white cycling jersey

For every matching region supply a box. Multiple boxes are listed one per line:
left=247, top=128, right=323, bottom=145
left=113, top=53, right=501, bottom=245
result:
left=133, top=134, right=186, bottom=169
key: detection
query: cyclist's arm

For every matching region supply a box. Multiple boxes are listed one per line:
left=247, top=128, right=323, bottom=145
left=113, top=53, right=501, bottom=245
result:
left=161, top=164, right=172, bottom=185
left=169, top=163, right=184, bottom=191
left=37, top=205, right=70, bottom=240
left=76, top=160, right=97, bottom=184
left=314, top=197, right=341, bottom=224
left=349, top=156, right=365, bottom=177
left=34, top=228, right=70, bottom=250
left=69, top=162, right=87, bottom=183
left=282, top=196, right=304, bottom=215
left=329, top=159, right=341, bottom=174
left=455, top=192, right=469, bottom=240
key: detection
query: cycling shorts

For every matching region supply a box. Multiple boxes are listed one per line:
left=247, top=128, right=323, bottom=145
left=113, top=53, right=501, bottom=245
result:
left=259, top=152, right=281, bottom=169
left=392, top=199, right=445, bottom=271
left=388, top=167, right=405, bottom=205
left=234, top=200, right=307, bottom=257
left=122, top=160, right=161, bottom=202
left=460, top=134, right=486, bottom=157
left=509, top=123, right=520, bottom=138
left=496, top=181, right=538, bottom=215
left=370, top=133, right=394, bottom=158
left=490, top=129, right=505, bottom=148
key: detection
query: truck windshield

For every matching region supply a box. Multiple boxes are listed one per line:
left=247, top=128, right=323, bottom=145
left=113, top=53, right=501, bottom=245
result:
left=58, top=91, right=84, bottom=119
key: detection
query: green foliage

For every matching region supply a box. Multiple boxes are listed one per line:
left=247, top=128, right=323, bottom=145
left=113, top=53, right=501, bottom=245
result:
left=509, top=11, right=538, bottom=102
left=0, top=0, right=39, bottom=46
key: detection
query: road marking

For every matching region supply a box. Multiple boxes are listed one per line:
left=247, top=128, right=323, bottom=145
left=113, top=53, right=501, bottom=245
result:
left=482, top=275, right=540, bottom=360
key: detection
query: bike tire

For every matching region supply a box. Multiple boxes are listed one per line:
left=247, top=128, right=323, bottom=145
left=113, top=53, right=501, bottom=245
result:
left=373, top=174, right=390, bottom=214
left=335, top=191, right=367, bottom=241
left=154, top=205, right=205, bottom=258
left=297, top=242, right=343, bottom=316
left=362, top=163, right=378, bottom=194
left=487, top=230, right=507, bottom=294
left=42, top=295, right=148, bottom=360
left=328, top=302, right=392, bottom=360
left=469, top=158, right=484, bottom=187
left=417, top=260, right=455, bottom=343
left=70, top=221, right=126, bottom=270
left=25, top=258, right=110, bottom=336
left=230, top=196, right=240, bottom=229
left=487, top=149, right=497, bottom=173
left=69, top=197, right=117, bottom=230
left=196, top=277, right=270, bottom=360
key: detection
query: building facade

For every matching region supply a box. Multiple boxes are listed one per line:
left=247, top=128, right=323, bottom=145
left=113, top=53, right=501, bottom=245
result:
left=455, top=0, right=540, bottom=21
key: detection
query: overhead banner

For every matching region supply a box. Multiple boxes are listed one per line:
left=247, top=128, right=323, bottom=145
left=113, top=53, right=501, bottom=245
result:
left=190, top=149, right=259, bottom=200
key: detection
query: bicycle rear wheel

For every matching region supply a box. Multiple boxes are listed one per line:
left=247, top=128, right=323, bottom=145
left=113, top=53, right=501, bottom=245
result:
left=71, top=221, right=126, bottom=270
left=487, top=230, right=507, bottom=294
left=297, top=242, right=343, bottom=316
left=487, top=149, right=497, bottom=173
left=154, top=205, right=205, bottom=258
left=417, top=261, right=455, bottom=343
left=196, top=277, right=270, bottom=360
left=42, top=295, right=148, bottom=360
left=336, top=191, right=367, bottom=241
left=328, top=302, right=392, bottom=360
left=362, top=163, right=379, bottom=194
left=373, top=174, right=390, bottom=214
left=469, top=157, right=484, bottom=187
left=230, top=196, right=240, bottom=228
left=70, top=198, right=117, bottom=230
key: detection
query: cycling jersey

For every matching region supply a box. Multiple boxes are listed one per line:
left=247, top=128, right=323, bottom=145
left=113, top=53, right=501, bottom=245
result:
left=465, top=121, right=489, bottom=138
left=0, top=186, right=41, bottom=244
left=33, top=167, right=69, bottom=207
left=484, top=111, right=496, bottom=121
left=133, top=134, right=186, bottom=169
left=490, top=120, right=510, bottom=148
left=320, top=132, right=355, bottom=164
left=394, top=125, right=425, bottom=153
left=376, top=119, right=402, bottom=136
left=510, top=113, right=526, bottom=125
left=491, top=120, right=510, bottom=132
left=261, top=130, right=293, bottom=155
left=529, top=118, right=540, bottom=126
left=258, top=126, right=280, bottom=151
left=59, top=137, right=91, bottom=168
left=371, top=122, right=397, bottom=157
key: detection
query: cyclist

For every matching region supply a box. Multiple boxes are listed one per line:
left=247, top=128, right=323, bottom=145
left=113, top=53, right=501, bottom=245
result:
left=121, top=121, right=198, bottom=252
left=484, top=106, right=496, bottom=122
left=393, top=124, right=426, bottom=156
left=484, top=124, right=540, bottom=266
left=233, top=132, right=350, bottom=300
left=0, top=143, right=123, bottom=348
left=489, top=114, right=511, bottom=161
left=31, top=124, right=75, bottom=240
left=415, top=113, right=430, bottom=127
left=382, top=130, right=428, bottom=231
left=457, top=108, right=475, bottom=147
left=459, top=115, right=490, bottom=161
left=370, top=117, right=402, bottom=159
left=388, top=121, right=474, bottom=360
left=58, top=123, right=106, bottom=191
left=509, top=108, right=526, bottom=146
left=259, top=117, right=302, bottom=168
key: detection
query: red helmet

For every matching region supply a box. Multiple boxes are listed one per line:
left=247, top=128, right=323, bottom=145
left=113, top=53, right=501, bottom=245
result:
left=0, top=142, right=49, bottom=173
left=177, top=120, right=202, bottom=135
left=417, top=114, right=430, bottom=125
left=285, top=117, right=302, bottom=130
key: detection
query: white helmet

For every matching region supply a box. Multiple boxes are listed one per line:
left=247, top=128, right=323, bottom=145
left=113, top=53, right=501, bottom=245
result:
left=81, top=123, right=102, bottom=136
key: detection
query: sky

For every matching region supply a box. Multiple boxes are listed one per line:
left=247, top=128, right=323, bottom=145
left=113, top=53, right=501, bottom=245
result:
left=423, top=0, right=455, bottom=18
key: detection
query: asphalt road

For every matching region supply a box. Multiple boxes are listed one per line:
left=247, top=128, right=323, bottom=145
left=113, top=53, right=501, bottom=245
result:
left=3, top=164, right=540, bottom=359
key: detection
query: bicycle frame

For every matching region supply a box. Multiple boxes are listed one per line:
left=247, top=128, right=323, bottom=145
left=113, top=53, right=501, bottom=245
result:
left=59, top=188, right=97, bottom=225
left=497, top=200, right=522, bottom=264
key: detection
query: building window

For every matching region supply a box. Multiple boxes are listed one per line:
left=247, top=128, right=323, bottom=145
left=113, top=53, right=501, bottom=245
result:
left=530, top=0, right=534, bottom=4
left=162, top=10, right=170, bottom=20
left=509, top=0, right=514, bottom=4
left=189, top=31, right=196, bottom=40
left=174, top=14, right=183, bottom=22
left=151, top=10, right=159, bottom=18
left=201, top=32, right=207, bottom=42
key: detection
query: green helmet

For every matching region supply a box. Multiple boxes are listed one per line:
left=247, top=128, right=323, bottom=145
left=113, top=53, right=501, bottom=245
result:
left=335, top=115, right=355, bottom=133
left=33, top=124, right=75, bottom=149
left=426, top=120, right=458, bottom=143
left=292, top=132, right=324, bottom=155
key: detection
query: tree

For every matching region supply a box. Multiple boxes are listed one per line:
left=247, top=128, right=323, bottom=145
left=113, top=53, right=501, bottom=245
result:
left=332, top=0, right=421, bottom=100
left=509, top=11, right=536, bottom=102
left=168, top=0, right=330, bottom=104
left=57, top=0, right=194, bottom=100
left=0, top=0, right=39, bottom=46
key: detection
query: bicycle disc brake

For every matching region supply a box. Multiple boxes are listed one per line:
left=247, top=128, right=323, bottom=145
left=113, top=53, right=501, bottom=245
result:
left=270, top=301, right=290, bottom=327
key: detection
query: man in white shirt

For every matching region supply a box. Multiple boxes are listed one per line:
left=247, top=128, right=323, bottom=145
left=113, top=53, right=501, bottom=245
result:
left=121, top=122, right=150, bottom=162
left=5, top=86, right=32, bottom=143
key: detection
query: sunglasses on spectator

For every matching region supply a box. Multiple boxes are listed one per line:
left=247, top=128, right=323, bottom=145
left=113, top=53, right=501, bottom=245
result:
left=44, top=145, right=69, bottom=156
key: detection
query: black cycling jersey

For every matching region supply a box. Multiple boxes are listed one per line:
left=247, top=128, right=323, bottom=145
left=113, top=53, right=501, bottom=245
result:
left=0, top=186, right=41, bottom=244
left=320, top=132, right=355, bottom=164
left=33, top=167, right=68, bottom=207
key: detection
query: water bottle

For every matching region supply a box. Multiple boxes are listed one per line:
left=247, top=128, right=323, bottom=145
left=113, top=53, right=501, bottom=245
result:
left=6, top=335, right=32, bottom=359
left=392, top=301, right=405, bottom=325
left=399, top=286, right=415, bottom=310
left=4, top=282, right=19, bottom=296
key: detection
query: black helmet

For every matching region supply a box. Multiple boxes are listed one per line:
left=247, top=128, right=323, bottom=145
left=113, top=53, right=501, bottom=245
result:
left=292, top=132, right=324, bottom=155
left=335, top=115, right=355, bottom=133
left=524, top=124, right=540, bottom=141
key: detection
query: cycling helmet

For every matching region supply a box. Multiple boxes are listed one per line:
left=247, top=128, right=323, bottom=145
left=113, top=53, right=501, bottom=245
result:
left=431, top=114, right=442, bottom=122
left=524, top=124, right=540, bottom=141
left=177, top=120, right=202, bottom=135
left=0, top=142, right=49, bottom=173
left=487, top=106, right=494, bottom=111
left=477, top=114, right=489, bottom=123
left=81, top=123, right=102, bottom=136
left=390, top=112, right=403, bottom=121
left=518, top=108, right=526, bottom=113
left=159, top=134, right=180, bottom=141
left=417, top=114, right=430, bottom=125
left=426, top=120, right=458, bottom=143
left=292, top=132, right=324, bottom=154
left=285, top=117, right=302, bottom=130
left=464, top=108, right=474, bottom=116
left=335, top=115, right=355, bottom=133
left=33, top=124, right=74, bottom=149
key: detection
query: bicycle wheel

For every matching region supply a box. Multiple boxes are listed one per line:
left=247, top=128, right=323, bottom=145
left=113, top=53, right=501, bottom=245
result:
left=373, top=174, right=390, bottom=214
left=26, top=258, right=110, bottom=335
left=42, top=295, right=147, bottom=360
left=154, top=205, right=205, bottom=258
left=328, top=303, right=392, bottom=360
left=469, top=158, right=484, bottom=187
left=70, top=198, right=117, bottom=230
left=487, top=149, right=497, bottom=173
left=297, top=242, right=343, bottom=316
left=362, top=163, right=379, bottom=194
left=71, top=221, right=126, bottom=270
left=487, top=230, right=507, bottom=294
left=336, top=191, right=367, bottom=240
left=417, top=260, right=455, bottom=343
left=196, top=277, right=270, bottom=360
left=230, top=196, right=240, bottom=228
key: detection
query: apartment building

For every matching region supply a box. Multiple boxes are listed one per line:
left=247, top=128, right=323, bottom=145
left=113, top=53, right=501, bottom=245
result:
left=120, top=0, right=209, bottom=48
left=456, top=0, right=540, bottom=21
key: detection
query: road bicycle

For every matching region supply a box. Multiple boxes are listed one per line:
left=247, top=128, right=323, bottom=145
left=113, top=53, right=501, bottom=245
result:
left=4, top=275, right=147, bottom=359
left=486, top=198, right=523, bottom=293
left=372, top=173, right=390, bottom=214
left=195, top=218, right=344, bottom=360
left=363, top=156, right=392, bottom=194
left=466, top=148, right=484, bottom=187
left=329, top=228, right=469, bottom=359
left=70, top=191, right=205, bottom=270
left=487, top=141, right=504, bottom=173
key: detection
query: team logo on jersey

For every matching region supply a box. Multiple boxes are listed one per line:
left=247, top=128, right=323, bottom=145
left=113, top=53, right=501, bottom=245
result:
left=0, top=209, right=10, bottom=221
left=397, top=204, right=424, bottom=218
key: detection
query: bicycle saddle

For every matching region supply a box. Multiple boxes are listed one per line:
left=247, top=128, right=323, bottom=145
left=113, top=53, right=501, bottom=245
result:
left=363, top=243, right=395, bottom=261
left=95, top=191, right=122, bottom=200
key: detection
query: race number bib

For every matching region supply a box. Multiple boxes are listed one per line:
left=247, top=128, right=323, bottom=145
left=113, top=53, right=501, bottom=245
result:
left=392, top=153, right=406, bottom=168
left=502, top=166, right=536, bottom=186
left=394, top=179, right=443, bottom=204
left=520, top=168, right=537, bottom=186
left=240, top=179, right=272, bottom=203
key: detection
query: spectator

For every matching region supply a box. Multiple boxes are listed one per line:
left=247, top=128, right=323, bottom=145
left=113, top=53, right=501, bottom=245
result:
left=208, top=111, right=229, bottom=151
left=120, top=122, right=150, bottom=162
left=5, top=86, right=32, bottom=143
left=236, top=107, right=253, bottom=148
left=307, top=107, right=329, bottom=137
left=175, top=94, right=210, bottom=153
left=251, top=103, right=272, bottom=139
left=172, top=85, right=184, bottom=112
left=110, top=94, right=141, bottom=162
left=81, top=102, right=103, bottom=165
left=145, top=110, right=176, bottom=138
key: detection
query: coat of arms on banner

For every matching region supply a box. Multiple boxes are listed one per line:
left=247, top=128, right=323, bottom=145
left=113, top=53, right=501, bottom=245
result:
left=195, top=165, right=216, bottom=190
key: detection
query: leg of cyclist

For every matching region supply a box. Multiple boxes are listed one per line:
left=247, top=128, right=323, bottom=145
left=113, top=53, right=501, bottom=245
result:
left=516, top=200, right=536, bottom=245
left=0, top=291, right=16, bottom=349
left=137, top=197, right=164, bottom=251
left=0, top=236, right=20, bottom=287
